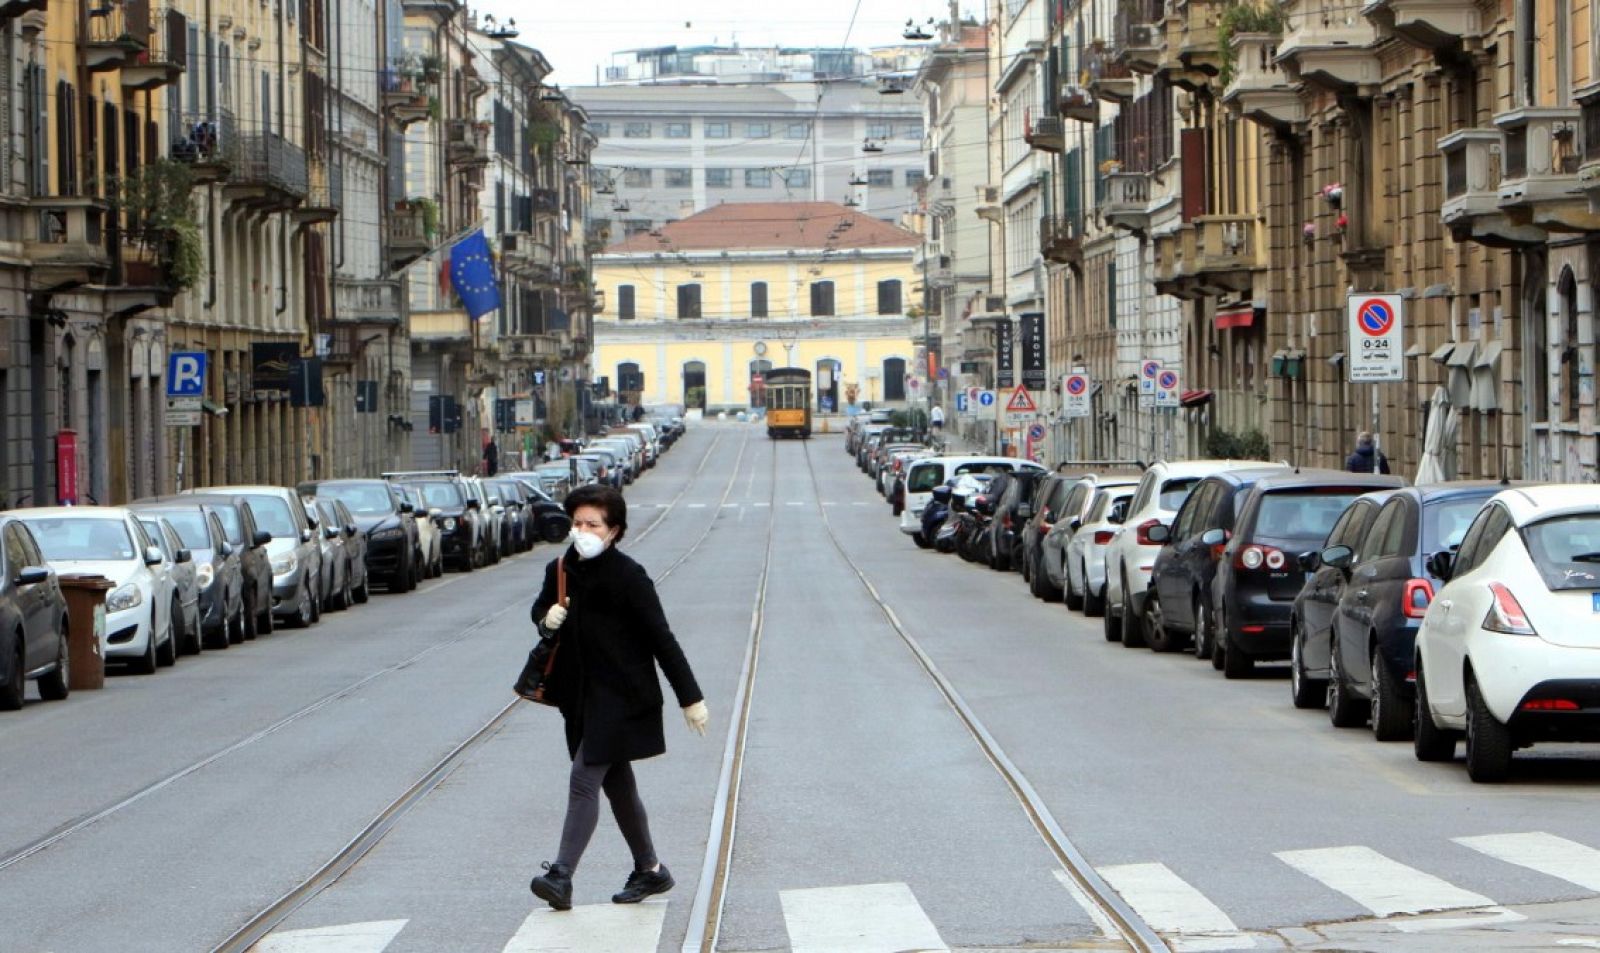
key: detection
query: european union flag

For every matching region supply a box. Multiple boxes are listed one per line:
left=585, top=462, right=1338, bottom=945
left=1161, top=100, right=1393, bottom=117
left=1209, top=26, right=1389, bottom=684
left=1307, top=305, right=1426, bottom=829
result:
left=449, top=229, right=501, bottom=320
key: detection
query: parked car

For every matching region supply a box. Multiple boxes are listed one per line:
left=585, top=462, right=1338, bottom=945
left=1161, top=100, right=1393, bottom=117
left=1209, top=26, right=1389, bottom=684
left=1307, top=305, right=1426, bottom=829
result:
left=464, top=478, right=504, bottom=565
left=577, top=449, right=625, bottom=489
left=1289, top=491, right=1396, bottom=709
left=898, top=456, right=1043, bottom=544
left=134, top=514, right=204, bottom=656
left=388, top=471, right=483, bottom=573
left=1028, top=472, right=1139, bottom=601
left=1413, top=484, right=1600, bottom=781
left=1206, top=470, right=1405, bottom=676
left=159, top=493, right=275, bottom=638
left=19, top=507, right=179, bottom=673
left=302, top=478, right=419, bottom=592
left=982, top=468, right=1053, bottom=572
left=401, top=485, right=443, bottom=578
left=129, top=500, right=246, bottom=648
left=191, top=486, right=322, bottom=628
left=0, top=516, right=70, bottom=708
left=314, top=498, right=367, bottom=609
left=505, top=475, right=574, bottom=543
left=1103, top=460, right=1265, bottom=647
left=1323, top=482, right=1504, bottom=736
left=1064, top=483, right=1138, bottom=618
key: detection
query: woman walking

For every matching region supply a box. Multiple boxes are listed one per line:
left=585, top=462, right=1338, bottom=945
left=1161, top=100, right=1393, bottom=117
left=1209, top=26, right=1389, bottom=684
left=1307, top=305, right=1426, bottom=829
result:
left=527, top=484, right=710, bottom=910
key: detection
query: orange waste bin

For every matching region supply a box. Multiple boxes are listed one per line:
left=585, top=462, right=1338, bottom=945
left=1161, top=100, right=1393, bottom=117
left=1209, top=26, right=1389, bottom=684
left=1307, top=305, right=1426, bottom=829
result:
left=58, top=574, right=113, bottom=691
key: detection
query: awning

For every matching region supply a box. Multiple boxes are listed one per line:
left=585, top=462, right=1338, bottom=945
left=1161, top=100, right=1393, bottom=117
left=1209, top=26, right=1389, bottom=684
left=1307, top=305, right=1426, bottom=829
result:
left=1474, top=340, right=1504, bottom=368
left=1430, top=342, right=1457, bottom=364
left=1180, top=389, right=1214, bottom=407
left=1447, top=341, right=1478, bottom=368
left=1215, top=305, right=1255, bottom=329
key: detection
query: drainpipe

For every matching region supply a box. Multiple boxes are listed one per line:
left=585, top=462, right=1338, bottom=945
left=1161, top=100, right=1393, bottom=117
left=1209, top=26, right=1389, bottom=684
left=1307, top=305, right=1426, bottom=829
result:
left=204, top=0, right=217, bottom=309
left=275, top=0, right=288, bottom=316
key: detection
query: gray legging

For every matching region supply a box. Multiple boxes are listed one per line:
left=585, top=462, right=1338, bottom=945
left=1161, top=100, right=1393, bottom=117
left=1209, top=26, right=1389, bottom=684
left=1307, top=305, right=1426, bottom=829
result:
left=555, top=739, right=658, bottom=872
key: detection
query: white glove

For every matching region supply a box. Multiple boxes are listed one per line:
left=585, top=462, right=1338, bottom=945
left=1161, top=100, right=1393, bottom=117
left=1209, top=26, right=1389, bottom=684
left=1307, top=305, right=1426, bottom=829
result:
left=542, top=604, right=567, bottom=631
left=683, top=700, right=709, bottom=736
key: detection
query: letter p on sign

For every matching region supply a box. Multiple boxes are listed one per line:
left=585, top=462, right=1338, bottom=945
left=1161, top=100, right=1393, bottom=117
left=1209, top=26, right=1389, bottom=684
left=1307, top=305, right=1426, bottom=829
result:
left=167, top=351, right=208, bottom=398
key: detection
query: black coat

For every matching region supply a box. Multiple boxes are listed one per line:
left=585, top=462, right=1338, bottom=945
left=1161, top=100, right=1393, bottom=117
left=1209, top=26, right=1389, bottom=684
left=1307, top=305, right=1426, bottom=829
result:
left=1346, top=446, right=1391, bottom=474
left=531, top=546, right=702, bottom=765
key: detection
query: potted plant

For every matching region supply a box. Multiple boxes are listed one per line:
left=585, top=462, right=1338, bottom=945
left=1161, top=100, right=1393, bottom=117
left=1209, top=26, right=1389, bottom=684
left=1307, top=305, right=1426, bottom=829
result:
left=113, top=158, right=203, bottom=291
left=419, top=53, right=442, bottom=83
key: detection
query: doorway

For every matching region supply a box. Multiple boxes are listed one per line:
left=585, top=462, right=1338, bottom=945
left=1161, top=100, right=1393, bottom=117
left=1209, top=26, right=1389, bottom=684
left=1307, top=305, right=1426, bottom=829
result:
left=816, top=358, right=840, bottom=413
left=683, top=360, right=707, bottom=410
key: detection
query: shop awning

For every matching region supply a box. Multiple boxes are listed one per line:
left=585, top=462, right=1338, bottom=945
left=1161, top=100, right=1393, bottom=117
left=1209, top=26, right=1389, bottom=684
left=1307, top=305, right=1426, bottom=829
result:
left=1215, top=306, right=1255, bottom=329
left=1180, top=389, right=1214, bottom=407
left=1447, top=341, right=1478, bottom=368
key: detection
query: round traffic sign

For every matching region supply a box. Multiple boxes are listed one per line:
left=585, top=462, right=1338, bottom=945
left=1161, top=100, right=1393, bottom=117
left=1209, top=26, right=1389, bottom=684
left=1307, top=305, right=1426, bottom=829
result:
left=1356, top=298, right=1395, bottom=336
left=1158, top=370, right=1179, bottom=390
left=1066, top=375, right=1088, bottom=395
left=1028, top=423, right=1046, bottom=440
left=1142, top=360, right=1161, bottom=379
left=977, top=390, right=996, bottom=407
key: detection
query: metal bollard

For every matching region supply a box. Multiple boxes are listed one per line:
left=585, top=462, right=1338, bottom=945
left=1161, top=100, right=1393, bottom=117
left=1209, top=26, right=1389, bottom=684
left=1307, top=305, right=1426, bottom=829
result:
left=58, top=574, right=113, bottom=690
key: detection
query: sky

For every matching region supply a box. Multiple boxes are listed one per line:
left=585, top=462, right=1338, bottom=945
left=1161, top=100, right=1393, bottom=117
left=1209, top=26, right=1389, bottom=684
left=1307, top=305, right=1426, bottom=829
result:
left=470, top=0, right=970, bottom=86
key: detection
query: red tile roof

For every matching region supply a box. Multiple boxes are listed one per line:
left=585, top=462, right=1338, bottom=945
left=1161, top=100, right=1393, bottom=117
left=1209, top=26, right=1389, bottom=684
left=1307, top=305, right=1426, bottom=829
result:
left=604, top=202, right=919, bottom=254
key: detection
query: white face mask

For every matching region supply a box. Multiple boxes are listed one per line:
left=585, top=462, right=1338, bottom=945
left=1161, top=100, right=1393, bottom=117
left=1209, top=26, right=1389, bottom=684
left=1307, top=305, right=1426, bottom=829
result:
left=570, top=528, right=610, bottom=560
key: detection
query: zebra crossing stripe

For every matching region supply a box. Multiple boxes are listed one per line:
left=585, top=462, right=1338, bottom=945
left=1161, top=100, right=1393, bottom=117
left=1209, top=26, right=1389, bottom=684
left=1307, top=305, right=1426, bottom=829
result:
left=1096, top=863, right=1254, bottom=950
left=1275, top=846, right=1492, bottom=916
left=780, top=882, right=948, bottom=953
left=253, top=919, right=408, bottom=953
left=1455, top=832, right=1600, bottom=892
left=500, top=901, right=667, bottom=953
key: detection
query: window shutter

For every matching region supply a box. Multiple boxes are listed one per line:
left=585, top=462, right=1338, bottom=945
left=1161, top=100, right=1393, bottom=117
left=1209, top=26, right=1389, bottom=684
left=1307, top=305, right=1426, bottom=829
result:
left=751, top=282, right=768, bottom=317
left=618, top=285, right=635, bottom=319
left=1180, top=127, right=1208, bottom=222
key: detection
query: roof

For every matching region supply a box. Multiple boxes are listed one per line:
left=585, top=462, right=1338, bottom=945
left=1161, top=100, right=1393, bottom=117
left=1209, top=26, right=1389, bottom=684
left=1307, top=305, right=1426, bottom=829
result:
left=1500, top=484, right=1600, bottom=524
left=604, top=202, right=919, bottom=254
left=1250, top=470, right=1407, bottom=492
left=12, top=506, right=131, bottom=518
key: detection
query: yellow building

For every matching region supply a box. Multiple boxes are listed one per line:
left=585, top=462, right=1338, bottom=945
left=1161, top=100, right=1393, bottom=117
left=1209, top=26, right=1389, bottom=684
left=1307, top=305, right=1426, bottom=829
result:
left=593, top=202, right=920, bottom=412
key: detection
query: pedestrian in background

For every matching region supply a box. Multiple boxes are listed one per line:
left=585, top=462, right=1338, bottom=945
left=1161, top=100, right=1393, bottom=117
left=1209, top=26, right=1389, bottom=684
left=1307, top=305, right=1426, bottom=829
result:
left=929, top=404, right=945, bottom=435
left=527, top=485, right=709, bottom=911
left=1345, top=431, right=1390, bottom=474
left=482, top=437, right=500, bottom=476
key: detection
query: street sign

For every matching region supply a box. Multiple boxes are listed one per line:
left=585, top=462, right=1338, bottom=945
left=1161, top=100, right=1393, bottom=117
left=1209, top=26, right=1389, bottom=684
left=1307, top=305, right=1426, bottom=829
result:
left=1139, top=359, right=1161, bottom=396
left=166, top=352, right=207, bottom=398
left=955, top=392, right=969, bottom=414
left=996, top=320, right=1015, bottom=389
left=1154, top=368, right=1180, bottom=408
left=164, top=398, right=201, bottom=427
left=1347, top=293, right=1405, bottom=382
left=1019, top=312, right=1047, bottom=390
left=1027, top=423, right=1046, bottom=441
left=1004, top=385, right=1036, bottom=425
left=1062, top=372, right=1091, bottom=418
left=976, top=389, right=997, bottom=409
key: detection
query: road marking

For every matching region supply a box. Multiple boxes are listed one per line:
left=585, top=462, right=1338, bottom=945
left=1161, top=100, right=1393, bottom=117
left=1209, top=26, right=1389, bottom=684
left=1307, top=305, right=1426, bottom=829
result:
left=1275, top=846, right=1492, bottom=916
left=255, top=920, right=407, bottom=953
left=1052, top=869, right=1119, bottom=939
left=1455, top=832, right=1600, bottom=891
left=687, top=503, right=707, bottom=509
left=721, top=503, right=739, bottom=508
left=1097, top=863, right=1253, bottom=951
left=850, top=501, right=870, bottom=506
left=753, top=502, right=770, bottom=507
left=501, top=901, right=667, bottom=953
left=785, top=501, right=805, bottom=507
left=822, top=501, right=838, bottom=506
left=780, top=882, right=947, bottom=953
left=654, top=503, right=670, bottom=509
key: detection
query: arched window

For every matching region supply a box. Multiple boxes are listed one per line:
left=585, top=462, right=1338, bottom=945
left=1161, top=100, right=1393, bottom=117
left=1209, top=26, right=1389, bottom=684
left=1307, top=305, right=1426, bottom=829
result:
left=816, top=358, right=841, bottom=412
left=617, top=361, right=643, bottom=393
left=883, top=357, right=907, bottom=401
left=749, top=359, right=772, bottom=407
left=682, top=360, right=707, bottom=409
left=1561, top=267, right=1581, bottom=423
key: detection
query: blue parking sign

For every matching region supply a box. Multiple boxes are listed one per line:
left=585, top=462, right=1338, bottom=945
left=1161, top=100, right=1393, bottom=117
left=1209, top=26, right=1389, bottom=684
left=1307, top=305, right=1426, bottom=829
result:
left=166, top=352, right=207, bottom=397
left=955, top=393, right=969, bottom=413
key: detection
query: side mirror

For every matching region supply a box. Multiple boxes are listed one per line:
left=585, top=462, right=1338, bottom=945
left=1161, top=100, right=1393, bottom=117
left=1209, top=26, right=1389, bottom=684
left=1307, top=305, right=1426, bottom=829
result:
left=1297, top=550, right=1320, bottom=572
left=466, top=499, right=482, bottom=510
left=144, top=546, right=165, bottom=566
left=1426, top=550, right=1456, bottom=582
left=253, top=530, right=273, bottom=548
left=16, top=566, right=50, bottom=586
left=176, top=548, right=193, bottom=564
left=346, top=524, right=357, bottom=537
left=1199, top=527, right=1229, bottom=547
left=1321, top=544, right=1354, bottom=571
left=1145, top=523, right=1172, bottom=544
left=300, top=528, right=313, bottom=544
left=1108, top=504, right=1127, bottom=525
left=218, top=541, right=234, bottom=558
left=325, top=525, right=341, bottom=540
left=399, top=501, right=415, bottom=515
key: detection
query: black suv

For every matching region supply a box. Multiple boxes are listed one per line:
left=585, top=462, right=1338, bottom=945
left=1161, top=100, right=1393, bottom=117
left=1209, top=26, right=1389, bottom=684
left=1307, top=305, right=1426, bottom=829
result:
left=386, top=471, right=484, bottom=572
left=300, top=479, right=421, bottom=592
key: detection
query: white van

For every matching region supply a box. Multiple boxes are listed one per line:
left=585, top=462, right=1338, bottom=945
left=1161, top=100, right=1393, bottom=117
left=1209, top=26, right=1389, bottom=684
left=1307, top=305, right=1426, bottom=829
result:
left=899, top=455, right=1047, bottom=539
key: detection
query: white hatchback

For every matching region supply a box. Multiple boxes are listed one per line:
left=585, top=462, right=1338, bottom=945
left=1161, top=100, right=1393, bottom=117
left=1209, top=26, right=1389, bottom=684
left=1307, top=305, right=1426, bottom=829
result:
left=898, top=456, right=1047, bottom=540
left=1063, top=482, right=1138, bottom=618
left=1413, top=484, right=1600, bottom=782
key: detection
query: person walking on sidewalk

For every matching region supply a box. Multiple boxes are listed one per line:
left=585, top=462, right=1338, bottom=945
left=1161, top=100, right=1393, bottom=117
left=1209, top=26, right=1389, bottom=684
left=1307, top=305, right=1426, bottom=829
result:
left=1345, top=431, right=1391, bottom=474
left=527, top=484, right=710, bottom=911
left=929, top=403, right=945, bottom=436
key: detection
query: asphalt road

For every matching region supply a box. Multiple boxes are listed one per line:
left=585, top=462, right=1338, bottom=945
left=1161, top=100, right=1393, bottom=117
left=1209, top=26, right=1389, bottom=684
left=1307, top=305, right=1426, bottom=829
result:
left=4, top=422, right=1600, bottom=953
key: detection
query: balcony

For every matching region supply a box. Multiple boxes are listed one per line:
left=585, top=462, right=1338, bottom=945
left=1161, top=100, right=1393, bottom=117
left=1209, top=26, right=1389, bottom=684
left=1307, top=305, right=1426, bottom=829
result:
left=1025, top=113, right=1065, bottom=153
left=1086, top=46, right=1136, bottom=104
left=334, top=278, right=402, bottom=326
left=0, top=0, right=48, bottom=18
left=1578, top=85, right=1600, bottom=213
left=1058, top=82, right=1098, bottom=123
left=294, top=183, right=339, bottom=226
left=172, top=109, right=237, bottom=184
left=1114, top=0, right=1165, bottom=74
left=1276, top=0, right=1382, bottom=92
left=85, top=0, right=149, bottom=72
left=1223, top=33, right=1303, bottom=130
left=1152, top=227, right=1188, bottom=297
left=120, top=5, right=186, bottom=90
left=318, top=324, right=361, bottom=369
left=1360, top=0, right=1481, bottom=52
left=531, top=187, right=560, bottom=218
left=1495, top=107, right=1599, bottom=233
left=498, top=334, right=562, bottom=363
left=1177, top=0, right=1224, bottom=78
left=26, top=198, right=111, bottom=292
left=387, top=202, right=433, bottom=271
left=400, top=0, right=461, bottom=22
left=224, top=133, right=308, bottom=210
left=1438, top=129, right=1544, bottom=248
left=1103, top=172, right=1153, bottom=232
left=1040, top=215, right=1084, bottom=267
left=502, top=232, right=555, bottom=273
left=975, top=185, right=1002, bottom=222
left=381, top=74, right=432, bottom=129
left=446, top=120, right=490, bottom=168
left=1188, top=215, right=1260, bottom=294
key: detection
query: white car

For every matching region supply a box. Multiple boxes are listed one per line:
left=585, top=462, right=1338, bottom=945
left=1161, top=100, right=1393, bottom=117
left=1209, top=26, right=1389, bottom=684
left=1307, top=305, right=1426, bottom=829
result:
left=19, top=507, right=179, bottom=674
left=1061, top=481, right=1139, bottom=617
left=1413, top=485, right=1600, bottom=782
left=1103, top=460, right=1266, bottom=646
left=403, top=486, right=443, bottom=577
left=899, top=456, right=1047, bottom=541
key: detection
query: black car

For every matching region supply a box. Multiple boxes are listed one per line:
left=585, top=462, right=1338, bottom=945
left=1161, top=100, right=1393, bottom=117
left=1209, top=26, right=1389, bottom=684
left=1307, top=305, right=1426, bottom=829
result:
left=142, top=493, right=275, bottom=638
left=1208, top=470, right=1404, bottom=678
left=388, top=471, right=484, bottom=572
left=1144, top=467, right=1287, bottom=654
left=506, top=475, right=573, bottom=543
left=1017, top=473, right=1079, bottom=598
left=303, top=479, right=420, bottom=592
left=1289, top=491, right=1395, bottom=710
left=0, top=516, right=70, bottom=709
left=129, top=501, right=246, bottom=648
left=1323, top=482, right=1503, bottom=737
left=984, top=468, right=1050, bottom=571
left=315, top=497, right=370, bottom=608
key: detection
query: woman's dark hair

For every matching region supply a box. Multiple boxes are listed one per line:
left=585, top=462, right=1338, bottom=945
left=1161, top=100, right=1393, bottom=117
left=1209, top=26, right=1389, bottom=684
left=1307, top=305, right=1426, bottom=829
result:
left=564, top=484, right=628, bottom=542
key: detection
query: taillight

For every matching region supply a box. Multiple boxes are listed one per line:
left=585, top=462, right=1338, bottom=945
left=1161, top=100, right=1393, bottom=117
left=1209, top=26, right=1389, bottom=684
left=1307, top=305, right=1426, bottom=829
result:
left=1483, top=582, right=1536, bottom=635
left=1002, top=514, right=1013, bottom=530
left=1209, top=531, right=1231, bottom=561
left=1234, top=544, right=1286, bottom=571
left=1093, top=530, right=1116, bottom=545
left=1521, top=698, right=1579, bottom=711
left=1401, top=579, right=1434, bottom=619
left=1135, top=518, right=1163, bottom=546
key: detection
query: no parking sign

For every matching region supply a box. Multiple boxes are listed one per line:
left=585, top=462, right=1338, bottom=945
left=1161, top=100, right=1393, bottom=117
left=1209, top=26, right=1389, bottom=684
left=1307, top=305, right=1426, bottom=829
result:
left=1154, top=368, right=1180, bottom=408
left=1062, top=372, right=1091, bottom=418
left=1347, top=293, right=1405, bottom=382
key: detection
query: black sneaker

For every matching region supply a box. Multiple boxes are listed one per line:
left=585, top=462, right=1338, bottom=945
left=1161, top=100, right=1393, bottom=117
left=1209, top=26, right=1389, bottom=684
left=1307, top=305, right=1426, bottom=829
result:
left=530, top=861, right=573, bottom=911
left=612, top=864, right=674, bottom=904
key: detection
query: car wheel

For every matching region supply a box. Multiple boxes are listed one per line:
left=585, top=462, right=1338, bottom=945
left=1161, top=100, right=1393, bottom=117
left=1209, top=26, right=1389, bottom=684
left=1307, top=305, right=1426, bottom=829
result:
left=1144, top=595, right=1180, bottom=652
left=257, top=598, right=274, bottom=636
left=1194, top=600, right=1215, bottom=662
left=309, top=581, right=322, bottom=623
left=1222, top=631, right=1254, bottom=679
left=1084, top=570, right=1106, bottom=618
left=1370, top=644, right=1413, bottom=741
left=295, top=585, right=314, bottom=628
left=1413, top=663, right=1460, bottom=762
left=156, top=603, right=178, bottom=667
left=1119, top=578, right=1146, bottom=648
left=37, top=626, right=69, bottom=702
left=204, top=614, right=230, bottom=651
left=912, top=531, right=931, bottom=550
left=181, top=606, right=203, bottom=656
left=1326, top=642, right=1364, bottom=726
left=354, top=573, right=370, bottom=604
left=229, top=608, right=247, bottom=645
left=1064, top=562, right=1084, bottom=611
left=0, top=634, right=25, bottom=710
left=1465, top=676, right=1515, bottom=782
left=1289, top=621, right=1324, bottom=710
left=130, top=619, right=159, bottom=674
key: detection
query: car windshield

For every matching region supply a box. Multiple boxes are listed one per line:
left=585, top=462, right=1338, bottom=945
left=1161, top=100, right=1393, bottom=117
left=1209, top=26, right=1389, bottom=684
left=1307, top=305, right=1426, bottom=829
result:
left=1423, top=496, right=1489, bottom=552
left=209, top=506, right=243, bottom=543
left=1522, top=513, right=1600, bottom=591
left=321, top=483, right=395, bottom=516
left=137, top=520, right=175, bottom=557
left=148, top=510, right=211, bottom=549
left=1255, top=491, right=1363, bottom=541
left=413, top=482, right=464, bottom=508
left=24, top=517, right=138, bottom=561
left=1158, top=477, right=1202, bottom=511
left=244, top=496, right=298, bottom=537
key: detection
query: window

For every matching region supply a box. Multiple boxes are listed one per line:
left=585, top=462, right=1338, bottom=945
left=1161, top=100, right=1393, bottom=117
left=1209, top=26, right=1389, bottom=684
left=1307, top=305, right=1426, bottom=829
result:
left=786, top=122, right=809, bottom=139
left=906, top=169, right=926, bottom=188
left=706, top=168, right=733, bottom=188
left=782, top=167, right=811, bottom=188
left=624, top=122, right=652, bottom=138
left=868, top=122, right=891, bottom=139
left=883, top=357, right=907, bottom=401
left=745, top=168, right=772, bottom=188
left=623, top=219, right=652, bottom=236
left=1357, top=500, right=1405, bottom=564
left=877, top=279, right=903, bottom=315
left=751, top=282, right=768, bottom=318
left=665, top=168, right=692, bottom=188
left=1156, top=477, right=1201, bottom=511
left=705, top=121, right=730, bottom=139
left=677, top=283, right=702, bottom=319
left=1454, top=504, right=1512, bottom=577
left=617, top=284, right=636, bottom=319
left=617, top=362, right=643, bottom=392
left=1523, top=513, right=1600, bottom=591
left=590, top=121, right=610, bottom=137
left=1424, top=496, right=1490, bottom=553
left=810, top=280, right=835, bottom=316
left=747, top=122, right=771, bottom=138
left=665, top=122, right=690, bottom=138
left=867, top=169, right=893, bottom=187
left=623, top=168, right=652, bottom=187
left=901, top=122, right=923, bottom=139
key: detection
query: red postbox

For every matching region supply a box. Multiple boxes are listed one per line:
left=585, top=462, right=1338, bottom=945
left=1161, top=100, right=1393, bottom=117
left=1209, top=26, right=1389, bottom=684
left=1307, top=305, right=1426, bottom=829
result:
left=56, top=430, right=78, bottom=505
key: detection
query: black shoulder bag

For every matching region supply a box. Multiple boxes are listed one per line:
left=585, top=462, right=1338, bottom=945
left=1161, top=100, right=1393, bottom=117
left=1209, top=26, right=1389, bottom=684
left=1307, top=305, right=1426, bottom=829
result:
left=514, top=557, right=565, bottom=705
